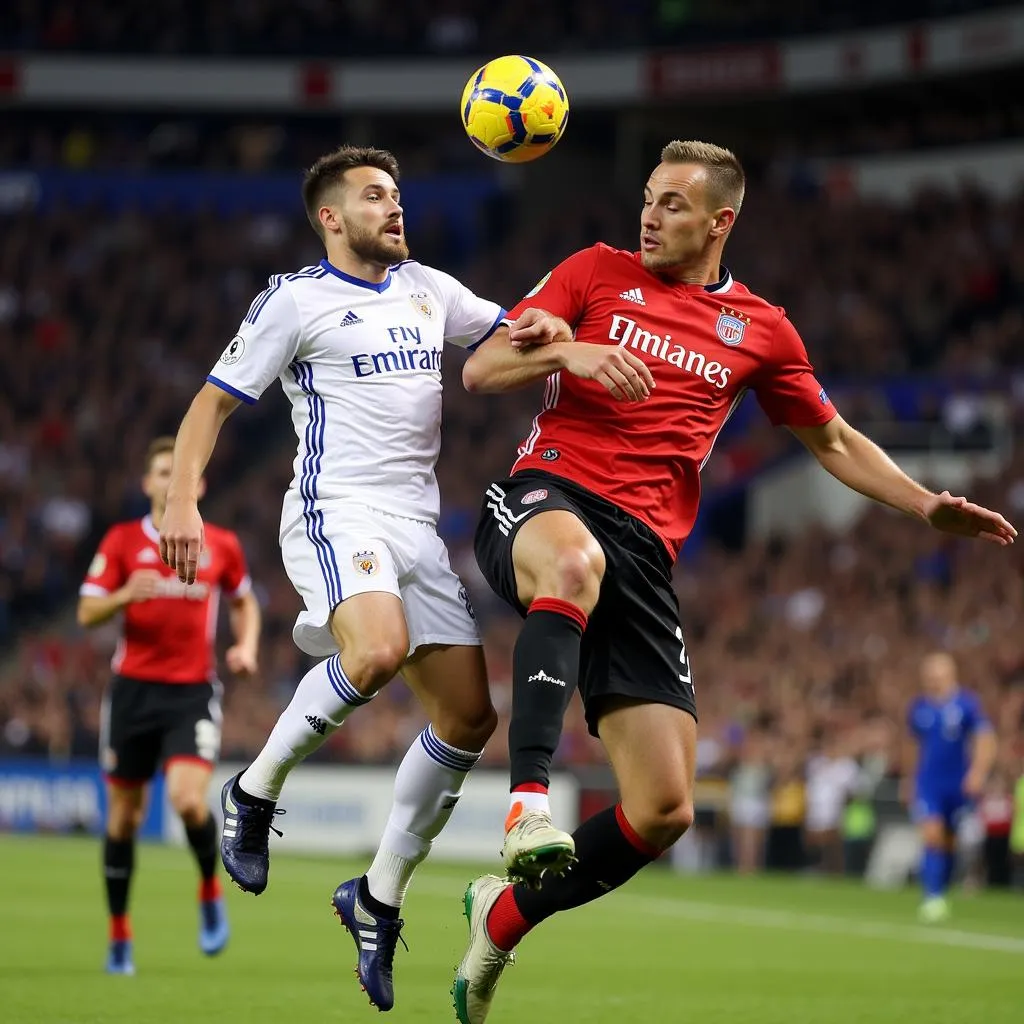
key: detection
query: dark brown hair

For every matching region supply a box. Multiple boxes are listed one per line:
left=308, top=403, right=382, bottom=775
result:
left=301, top=145, right=401, bottom=238
left=660, top=140, right=745, bottom=213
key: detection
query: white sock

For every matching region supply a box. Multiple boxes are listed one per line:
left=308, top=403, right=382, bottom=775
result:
left=239, top=654, right=373, bottom=801
left=364, top=724, right=481, bottom=908
left=509, top=790, right=550, bottom=815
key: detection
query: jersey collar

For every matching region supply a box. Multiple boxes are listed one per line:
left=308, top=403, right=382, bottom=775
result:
left=141, top=515, right=160, bottom=543
left=706, top=266, right=733, bottom=294
left=319, top=258, right=393, bottom=293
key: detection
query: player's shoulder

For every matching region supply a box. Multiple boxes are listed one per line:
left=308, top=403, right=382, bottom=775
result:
left=395, top=259, right=452, bottom=290
left=202, top=521, right=241, bottom=548
left=277, top=262, right=332, bottom=291
left=718, top=275, right=786, bottom=320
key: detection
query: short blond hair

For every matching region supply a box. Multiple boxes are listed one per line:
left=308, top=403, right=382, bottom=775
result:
left=660, top=140, right=745, bottom=214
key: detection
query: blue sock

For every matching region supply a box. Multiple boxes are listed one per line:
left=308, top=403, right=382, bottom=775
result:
left=921, top=847, right=946, bottom=898
left=940, top=850, right=956, bottom=889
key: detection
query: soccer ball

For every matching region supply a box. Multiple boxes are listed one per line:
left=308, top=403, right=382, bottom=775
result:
left=460, top=55, right=569, bottom=163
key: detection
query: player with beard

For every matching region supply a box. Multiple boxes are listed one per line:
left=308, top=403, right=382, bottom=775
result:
left=158, top=146, right=573, bottom=1012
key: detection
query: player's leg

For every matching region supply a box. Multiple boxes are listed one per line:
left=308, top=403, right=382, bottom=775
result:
left=453, top=698, right=694, bottom=1024
left=103, top=780, right=146, bottom=975
left=476, top=478, right=602, bottom=880
left=332, top=522, right=496, bottom=1011
left=222, top=516, right=409, bottom=894
left=163, top=684, right=229, bottom=958
left=222, top=590, right=409, bottom=894
left=99, top=676, right=159, bottom=975
left=917, top=804, right=953, bottom=921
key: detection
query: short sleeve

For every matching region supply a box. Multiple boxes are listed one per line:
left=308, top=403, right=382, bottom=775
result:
left=219, top=531, right=251, bottom=598
left=207, top=278, right=302, bottom=404
left=80, top=528, right=127, bottom=597
left=505, top=245, right=600, bottom=327
left=753, top=315, right=838, bottom=428
left=424, top=268, right=505, bottom=351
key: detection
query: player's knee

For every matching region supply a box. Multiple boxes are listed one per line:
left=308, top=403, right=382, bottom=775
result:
left=537, top=544, right=605, bottom=611
left=433, top=701, right=498, bottom=754
left=343, top=640, right=407, bottom=690
left=632, top=796, right=694, bottom=849
left=106, top=801, right=140, bottom=841
left=170, top=788, right=209, bottom=827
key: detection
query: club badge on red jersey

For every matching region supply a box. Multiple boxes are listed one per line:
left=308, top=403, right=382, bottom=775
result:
left=716, top=307, right=751, bottom=346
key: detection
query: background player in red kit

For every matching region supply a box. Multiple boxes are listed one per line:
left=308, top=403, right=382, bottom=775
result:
left=450, top=140, right=1017, bottom=1023
left=78, top=436, right=261, bottom=975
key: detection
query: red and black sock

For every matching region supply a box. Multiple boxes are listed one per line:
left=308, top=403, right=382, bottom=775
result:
left=103, top=836, right=135, bottom=934
left=487, top=804, right=661, bottom=950
left=510, top=597, right=588, bottom=789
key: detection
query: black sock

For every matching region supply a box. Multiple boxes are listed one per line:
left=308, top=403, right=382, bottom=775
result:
left=514, top=805, right=659, bottom=925
left=510, top=600, right=587, bottom=788
left=359, top=874, right=400, bottom=920
left=185, top=814, right=219, bottom=882
left=234, top=773, right=275, bottom=810
left=103, top=836, right=135, bottom=918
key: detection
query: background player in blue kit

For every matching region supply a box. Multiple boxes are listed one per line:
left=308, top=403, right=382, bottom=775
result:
left=905, top=651, right=996, bottom=922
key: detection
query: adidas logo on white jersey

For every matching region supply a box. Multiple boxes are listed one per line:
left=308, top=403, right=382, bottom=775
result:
left=619, top=288, right=646, bottom=305
left=339, top=310, right=364, bottom=326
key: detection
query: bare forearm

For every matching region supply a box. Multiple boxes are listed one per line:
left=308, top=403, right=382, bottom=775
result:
left=229, top=593, right=261, bottom=651
left=167, top=384, right=238, bottom=503
left=463, top=341, right=573, bottom=393
left=970, top=731, right=997, bottom=780
left=77, top=591, right=129, bottom=628
left=814, top=422, right=932, bottom=521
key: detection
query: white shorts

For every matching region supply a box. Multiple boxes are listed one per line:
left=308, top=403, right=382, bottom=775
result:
left=280, top=500, right=481, bottom=658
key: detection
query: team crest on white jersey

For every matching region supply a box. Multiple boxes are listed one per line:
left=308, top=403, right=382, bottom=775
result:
left=409, top=291, right=434, bottom=320
left=353, top=551, right=379, bottom=575
left=716, top=308, right=750, bottom=346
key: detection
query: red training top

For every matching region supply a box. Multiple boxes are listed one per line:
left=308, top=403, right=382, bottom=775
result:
left=80, top=515, right=250, bottom=683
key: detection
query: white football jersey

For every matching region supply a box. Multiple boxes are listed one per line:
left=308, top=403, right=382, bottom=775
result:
left=208, top=259, right=505, bottom=524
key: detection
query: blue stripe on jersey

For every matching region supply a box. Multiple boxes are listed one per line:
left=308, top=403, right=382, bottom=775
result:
left=245, top=267, right=326, bottom=325
left=289, top=360, right=343, bottom=608
left=467, top=308, right=509, bottom=352
left=206, top=374, right=257, bottom=405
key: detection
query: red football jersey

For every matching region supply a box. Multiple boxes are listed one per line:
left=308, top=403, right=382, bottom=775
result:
left=80, top=516, right=251, bottom=683
left=507, top=244, right=837, bottom=557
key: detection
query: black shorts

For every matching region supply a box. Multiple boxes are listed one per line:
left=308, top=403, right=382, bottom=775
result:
left=475, top=470, right=696, bottom=736
left=100, top=675, right=223, bottom=783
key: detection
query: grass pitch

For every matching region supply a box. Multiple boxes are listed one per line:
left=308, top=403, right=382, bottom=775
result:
left=3, top=834, right=1022, bottom=1023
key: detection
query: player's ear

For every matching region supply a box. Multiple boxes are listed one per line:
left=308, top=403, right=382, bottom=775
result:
left=319, top=204, right=341, bottom=236
left=710, top=207, right=736, bottom=238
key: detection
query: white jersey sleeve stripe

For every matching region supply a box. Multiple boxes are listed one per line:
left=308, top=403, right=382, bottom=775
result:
left=245, top=274, right=283, bottom=325
left=290, top=359, right=345, bottom=608
left=206, top=374, right=257, bottom=405
left=466, top=308, right=508, bottom=352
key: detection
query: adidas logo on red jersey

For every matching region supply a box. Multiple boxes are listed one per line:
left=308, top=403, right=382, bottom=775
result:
left=619, top=288, right=646, bottom=305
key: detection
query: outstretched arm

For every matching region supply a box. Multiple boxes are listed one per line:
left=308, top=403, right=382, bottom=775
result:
left=463, top=310, right=655, bottom=402
left=792, top=414, right=1017, bottom=545
left=160, top=382, right=241, bottom=584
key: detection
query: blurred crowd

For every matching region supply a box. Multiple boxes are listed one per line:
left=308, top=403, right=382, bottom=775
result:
left=2, top=0, right=1007, bottom=56
left=1, top=145, right=1023, bottom=884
